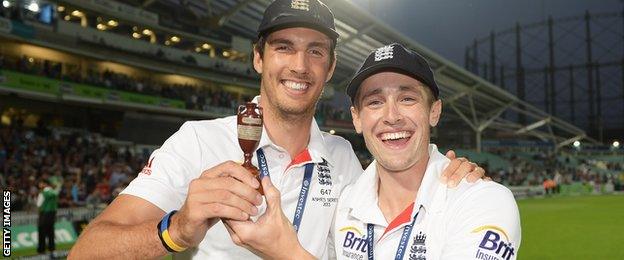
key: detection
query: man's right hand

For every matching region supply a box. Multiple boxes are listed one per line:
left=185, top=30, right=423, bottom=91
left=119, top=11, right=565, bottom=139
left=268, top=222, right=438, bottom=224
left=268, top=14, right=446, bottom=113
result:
left=168, top=161, right=263, bottom=248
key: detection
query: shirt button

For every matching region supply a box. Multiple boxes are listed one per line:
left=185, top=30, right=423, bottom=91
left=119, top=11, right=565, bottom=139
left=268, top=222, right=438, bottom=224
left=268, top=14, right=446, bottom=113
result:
left=279, top=154, right=284, bottom=159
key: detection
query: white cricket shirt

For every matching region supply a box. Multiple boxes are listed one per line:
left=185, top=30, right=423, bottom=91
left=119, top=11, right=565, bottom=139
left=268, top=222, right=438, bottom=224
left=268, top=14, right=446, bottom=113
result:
left=121, top=99, right=363, bottom=259
left=332, top=144, right=521, bottom=260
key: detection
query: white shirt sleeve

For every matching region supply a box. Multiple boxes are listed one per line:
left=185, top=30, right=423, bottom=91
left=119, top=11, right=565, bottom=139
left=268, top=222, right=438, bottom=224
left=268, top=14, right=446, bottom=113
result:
left=121, top=122, right=203, bottom=213
left=441, top=182, right=521, bottom=260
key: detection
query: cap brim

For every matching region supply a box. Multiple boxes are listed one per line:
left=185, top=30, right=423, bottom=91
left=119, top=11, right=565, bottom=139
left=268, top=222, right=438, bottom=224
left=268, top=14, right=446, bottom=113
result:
left=346, top=63, right=438, bottom=103
left=258, top=16, right=339, bottom=40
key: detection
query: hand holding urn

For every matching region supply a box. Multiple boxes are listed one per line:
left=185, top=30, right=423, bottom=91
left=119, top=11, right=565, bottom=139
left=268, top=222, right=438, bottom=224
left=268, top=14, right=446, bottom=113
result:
left=237, top=102, right=264, bottom=195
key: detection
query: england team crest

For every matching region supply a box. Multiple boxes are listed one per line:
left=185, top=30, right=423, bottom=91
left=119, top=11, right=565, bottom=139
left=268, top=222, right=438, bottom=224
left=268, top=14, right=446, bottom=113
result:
left=408, top=231, right=426, bottom=260
left=317, top=158, right=332, bottom=186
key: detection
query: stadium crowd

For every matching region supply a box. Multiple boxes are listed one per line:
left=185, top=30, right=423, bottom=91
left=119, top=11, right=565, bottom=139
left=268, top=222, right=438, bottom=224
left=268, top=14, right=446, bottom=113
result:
left=1, top=117, right=146, bottom=212
left=484, top=149, right=623, bottom=192
left=0, top=54, right=249, bottom=110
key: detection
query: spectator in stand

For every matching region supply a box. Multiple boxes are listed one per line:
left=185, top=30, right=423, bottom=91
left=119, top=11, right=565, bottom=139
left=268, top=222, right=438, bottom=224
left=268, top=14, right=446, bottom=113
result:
left=95, top=176, right=111, bottom=203
left=71, top=174, right=85, bottom=206
left=109, top=163, right=129, bottom=189
left=85, top=188, right=103, bottom=208
left=58, top=180, right=75, bottom=208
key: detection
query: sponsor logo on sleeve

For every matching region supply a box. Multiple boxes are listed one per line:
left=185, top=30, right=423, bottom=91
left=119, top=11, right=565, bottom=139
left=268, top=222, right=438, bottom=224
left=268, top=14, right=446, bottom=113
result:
left=140, top=157, right=155, bottom=175
left=472, top=225, right=516, bottom=260
left=339, top=226, right=368, bottom=260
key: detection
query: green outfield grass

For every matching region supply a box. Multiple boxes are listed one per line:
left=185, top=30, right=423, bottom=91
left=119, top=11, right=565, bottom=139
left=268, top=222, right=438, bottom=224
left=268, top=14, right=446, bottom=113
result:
left=517, top=194, right=624, bottom=259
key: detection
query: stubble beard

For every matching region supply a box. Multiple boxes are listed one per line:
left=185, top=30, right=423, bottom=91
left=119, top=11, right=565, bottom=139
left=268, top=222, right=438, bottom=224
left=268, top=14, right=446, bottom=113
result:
left=263, top=79, right=324, bottom=124
left=273, top=96, right=318, bottom=123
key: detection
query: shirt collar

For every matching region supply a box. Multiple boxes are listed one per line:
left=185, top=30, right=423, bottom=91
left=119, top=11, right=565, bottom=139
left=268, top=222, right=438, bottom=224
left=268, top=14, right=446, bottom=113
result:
left=413, top=144, right=449, bottom=216
left=345, top=144, right=450, bottom=224
left=345, top=160, right=385, bottom=226
left=252, top=95, right=335, bottom=167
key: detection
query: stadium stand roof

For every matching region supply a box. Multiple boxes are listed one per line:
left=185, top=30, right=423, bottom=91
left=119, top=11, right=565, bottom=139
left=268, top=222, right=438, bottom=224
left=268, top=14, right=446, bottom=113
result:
left=116, top=0, right=595, bottom=150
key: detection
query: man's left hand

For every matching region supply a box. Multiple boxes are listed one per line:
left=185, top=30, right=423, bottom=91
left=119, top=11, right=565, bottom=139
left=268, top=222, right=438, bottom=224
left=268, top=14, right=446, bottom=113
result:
left=223, top=177, right=313, bottom=260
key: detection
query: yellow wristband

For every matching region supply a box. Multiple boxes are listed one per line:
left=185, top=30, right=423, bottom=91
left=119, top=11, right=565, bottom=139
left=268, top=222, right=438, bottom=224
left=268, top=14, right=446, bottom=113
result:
left=158, top=210, right=187, bottom=253
left=162, top=229, right=187, bottom=252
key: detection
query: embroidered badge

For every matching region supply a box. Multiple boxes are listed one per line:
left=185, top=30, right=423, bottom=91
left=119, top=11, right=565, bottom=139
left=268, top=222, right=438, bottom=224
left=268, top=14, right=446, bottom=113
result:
left=291, top=0, right=310, bottom=11
left=374, top=45, right=394, bottom=61
left=317, top=158, right=332, bottom=186
left=408, top=231, right=426, bottom=260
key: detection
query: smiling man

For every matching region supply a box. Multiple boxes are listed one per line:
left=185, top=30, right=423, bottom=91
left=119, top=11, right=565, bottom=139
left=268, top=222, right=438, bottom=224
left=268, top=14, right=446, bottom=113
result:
left=69, top=1, right=484, bottom=259
left=332, top=43, right=521, bottom=259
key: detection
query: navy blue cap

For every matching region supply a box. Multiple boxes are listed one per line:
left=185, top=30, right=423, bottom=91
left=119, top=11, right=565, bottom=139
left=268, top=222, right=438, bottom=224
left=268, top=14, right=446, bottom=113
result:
left=257, top=0, right=339, bottom=41
left=346, top=43, right=440, bottom=103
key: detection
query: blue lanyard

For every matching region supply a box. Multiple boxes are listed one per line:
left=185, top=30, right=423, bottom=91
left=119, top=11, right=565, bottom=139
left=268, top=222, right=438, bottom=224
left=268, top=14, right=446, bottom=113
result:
left=257, top=149, right=270, bottom=178
left=367, top=222, right=375, bottom=260
left=256, top=149, right=314, bottom=233
left=366, top=212, right=419, bottom=260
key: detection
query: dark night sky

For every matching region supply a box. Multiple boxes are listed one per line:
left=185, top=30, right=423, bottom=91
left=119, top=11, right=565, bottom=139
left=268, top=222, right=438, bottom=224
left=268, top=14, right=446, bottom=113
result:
left=352, top=0, right=621, bottom=64
left=346, top=0, right=624, bottom=140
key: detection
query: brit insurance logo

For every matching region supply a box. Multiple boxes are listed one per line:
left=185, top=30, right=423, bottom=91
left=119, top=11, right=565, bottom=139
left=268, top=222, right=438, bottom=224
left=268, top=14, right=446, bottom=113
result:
left=472, top=225, right=516, bottom=260
left=339, top=226, right=369, bottom=260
